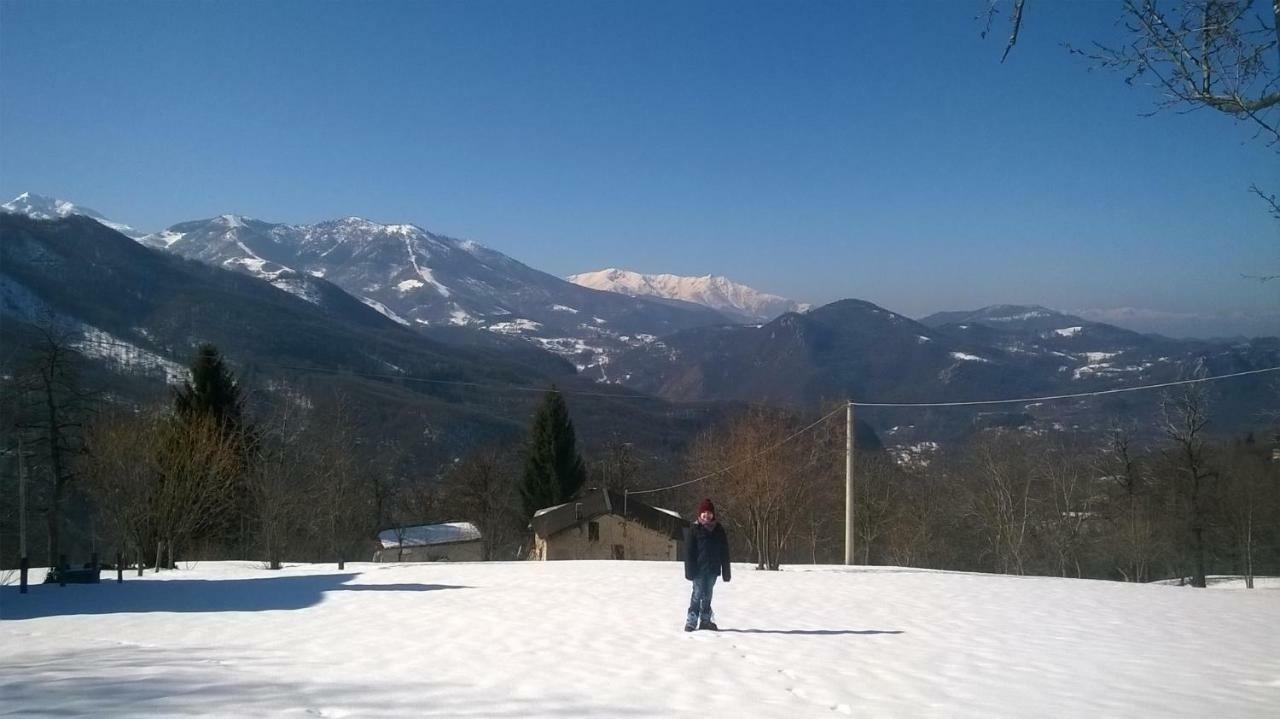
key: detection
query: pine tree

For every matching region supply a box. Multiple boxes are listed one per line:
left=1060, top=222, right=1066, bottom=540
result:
left=174, top=344, right=245, bottom=433
left=520, top=387, right=586, bottom=519
left=171, top=343, right=252, bottom=557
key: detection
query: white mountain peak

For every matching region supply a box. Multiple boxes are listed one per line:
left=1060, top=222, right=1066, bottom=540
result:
left=2, top=191, right=145, bottom=239
left=567, top=268, right=809, bottom=322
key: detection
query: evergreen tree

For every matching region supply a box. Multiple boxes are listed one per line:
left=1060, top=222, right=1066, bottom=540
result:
left=520, top=387, right=586, bottom=519
left=172, top=343, right=252, bottom=556
left=174, top=344, right=245, bottom=433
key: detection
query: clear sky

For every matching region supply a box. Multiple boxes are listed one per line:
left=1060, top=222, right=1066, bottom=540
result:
left=2, top=0, right=1276, bottom=336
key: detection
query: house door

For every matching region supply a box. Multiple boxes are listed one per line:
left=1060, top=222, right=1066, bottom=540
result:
left=612, top=544, right=625, bottom=560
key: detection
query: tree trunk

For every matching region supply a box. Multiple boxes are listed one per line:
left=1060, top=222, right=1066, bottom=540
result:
left=155, top=539, right=164, bottom=574
left=1191, top=525, right=1207, bottom=588
left=1244, top=511, right=1254, bottom=589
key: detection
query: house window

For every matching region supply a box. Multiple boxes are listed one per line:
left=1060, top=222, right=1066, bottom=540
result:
left=612, top=544, right=625, bottom=560
left=588, top=521, right=600, bottom=542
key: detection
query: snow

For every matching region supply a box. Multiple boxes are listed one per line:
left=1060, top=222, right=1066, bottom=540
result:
left=378, top=522, right=481, bottom=548
left=223, top=239, right=291, bottom=279
left=551, top=304, right=579, bottom=313
left=986, top=309, right=1052, bottom=322
left=396, top=279, right=425, bottom=292
left=73, top=326, right=188, bottom=385
left=532, top=501, right=570, bottom=517
left=270, top=278, right=322, bottom=305
left=567, top=268, right=808, bottom=320
left=150, top=230, right=186, bottom=248
left=1053, top=326, right=1083, bottom=337
left=4, top=192, right=146, bottom=238
left=448, top=305, right=474, bottom=326
left=2, top=561, right=1277, bottom=717
left=916, top=335, right=932, bottom=343
left=358, top=296, right=412, bottom=326
left=949, top=352, right=990, bottom=363
left=403, top=235, right=452, bottom=297
left=487, top=319, right=543, bottom=335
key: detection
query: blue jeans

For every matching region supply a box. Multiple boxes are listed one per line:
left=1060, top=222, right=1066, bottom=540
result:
left=687, top=573, right=717, bottom=626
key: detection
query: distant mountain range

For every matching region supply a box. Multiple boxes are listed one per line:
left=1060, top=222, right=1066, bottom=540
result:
left=3, top=192, right=1276, bottom=445
left=567, top=268, right=809, bottom=323
left=0, top=213, right=736, bottom=466
left=141, top=214, right=735, bottom=372
left=606, top=299, right=1279, bottom=439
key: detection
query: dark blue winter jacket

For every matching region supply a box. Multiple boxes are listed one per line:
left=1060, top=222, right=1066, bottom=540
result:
left=684, top=521, right=731, bottom=582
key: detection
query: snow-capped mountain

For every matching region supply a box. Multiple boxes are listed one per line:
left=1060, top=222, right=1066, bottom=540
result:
left=2, top=192, right=145, bottom=239
left=567, top=268, right=809, bottom=322
left=137, top=215, right=729, bottom=372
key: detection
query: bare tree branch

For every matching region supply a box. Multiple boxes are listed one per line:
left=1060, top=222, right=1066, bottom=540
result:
left=1002, top=0, right=1027, bottom=63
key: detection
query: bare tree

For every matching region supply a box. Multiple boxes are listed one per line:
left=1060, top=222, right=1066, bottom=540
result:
left=247, top=405, right=310, bottom=570
left=1097, top=425, right=1162, bottom=582
left=306, top=396, right=366, bottom=569
left=1033, top=442, right=1095, bottom=578
left=1160, top=385, right=1217, bottom=587
left=438, top=446, right=521, bottom=560
left=11, top=327, right=96, bottom=570
left=81, top=410, right=158, bottom=575
left=1218, top=437, right=1277, bottom=587
left=687, top=407, right=826, bottom=570
left=854, top=453, right=903, bottom=565
left=1067, top=0, right=1280, bottom=145
left=965, top=432, right=1036, bottom=575
left=150, top=413, right=241, bottom=571
left=591, top=433, right=640, bottom=492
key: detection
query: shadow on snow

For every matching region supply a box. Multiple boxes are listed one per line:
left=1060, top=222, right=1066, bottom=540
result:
left=718, top=628, right=904, bottom=636
left=0, top=573, right=466, bottom=620
left=0, top=644, right=644, bottom=718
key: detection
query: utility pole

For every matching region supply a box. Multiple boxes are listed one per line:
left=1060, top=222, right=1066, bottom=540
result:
left=845, top=401, right=855, bottom=565
left=18, top=436, right=29, bottom=593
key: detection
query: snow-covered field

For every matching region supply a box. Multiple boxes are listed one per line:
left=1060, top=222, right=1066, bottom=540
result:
left=2, top=561, right=1277, bottom=717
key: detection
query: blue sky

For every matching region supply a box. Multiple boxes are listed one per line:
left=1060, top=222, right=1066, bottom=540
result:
left=2, top=0, right=1276, bottom=335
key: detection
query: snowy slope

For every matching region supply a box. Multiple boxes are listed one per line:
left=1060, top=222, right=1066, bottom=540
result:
left=569, top=268, right=809, bottom=322
left=2, top=192, right=145, bottom=239
left=137, top=216, right=729, bottom=372
left=2, top=561, right=1276, bottom=717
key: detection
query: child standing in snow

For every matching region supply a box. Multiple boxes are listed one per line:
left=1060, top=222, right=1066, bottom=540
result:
left=684, top=498, right=731, bottom=632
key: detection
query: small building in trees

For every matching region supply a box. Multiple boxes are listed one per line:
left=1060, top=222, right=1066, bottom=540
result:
left=530, top=488, right=687, bottom=561
left=373, top=522, right=483, bottom=562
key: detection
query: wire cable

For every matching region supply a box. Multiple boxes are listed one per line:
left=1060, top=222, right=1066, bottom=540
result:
left=848, top=366, right=1280, bottom=408
left=625, top=403, right=848, bottom=496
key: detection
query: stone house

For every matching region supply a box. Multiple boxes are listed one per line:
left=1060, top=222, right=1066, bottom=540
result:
left=529, top=488, right=688, bottom=561
left=373, top=521, right=483, bottom=562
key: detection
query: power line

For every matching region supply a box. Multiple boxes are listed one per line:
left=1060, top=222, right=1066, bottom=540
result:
left=43, top=334, right=1280, bottom=500
left=624, top=366, right=1280, bottom=496
left=625, top=404, right=848, bottom=496
left=849, top=366, right=1280, bottom=408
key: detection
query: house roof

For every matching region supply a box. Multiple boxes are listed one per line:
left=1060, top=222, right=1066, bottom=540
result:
left=377, top=521, right=482, bottom=549
left=530, top=489, right=689, bottom=541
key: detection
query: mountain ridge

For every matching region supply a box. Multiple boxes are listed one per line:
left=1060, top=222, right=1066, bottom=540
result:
left=568, top=267, right=809, bottom=322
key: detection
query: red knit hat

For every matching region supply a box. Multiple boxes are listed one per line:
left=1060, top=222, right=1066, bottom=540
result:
left=697, top=498, right=716, bottom=516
